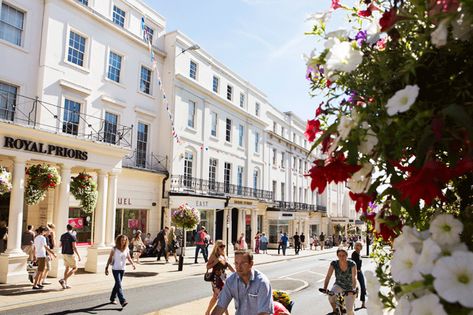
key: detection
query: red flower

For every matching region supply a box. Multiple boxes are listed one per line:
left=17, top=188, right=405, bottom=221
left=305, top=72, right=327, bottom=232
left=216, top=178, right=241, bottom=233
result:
left=429, top=0, right=460, bottom=17
left=326, top=80, right=333, bottom=88
left=306, top=154, right=361, bottom=193
left=394, top=160, right=451, bottom=206
left=349, top=192, right=372, bottom=212
left=331, top=0, right=342, bottom=10
left=304, top=119, right=321, bottom=142
left=379, top=9, right=398, bottom=32
left=47, top=174, right=52, bottom=179
left=358, top=9, right=372, bottom=17
left=450, top=158, right=473, bottom=178
left=377, top=215, right=402, bottom=242
left=321, top=135, right=333, bottom=153
left=315, top=104, right=323, bottom=117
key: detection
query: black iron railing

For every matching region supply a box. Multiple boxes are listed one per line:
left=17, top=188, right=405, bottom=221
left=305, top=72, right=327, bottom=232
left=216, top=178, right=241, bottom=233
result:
left=170, top=175, right=273, bottom=200
left=317, top=205, right=327, bottom=212
left=123, top=150, right=168, bottom=173
left=273, top=200, right=321, bottom=212
left=0, top=92, right=133, bottom=148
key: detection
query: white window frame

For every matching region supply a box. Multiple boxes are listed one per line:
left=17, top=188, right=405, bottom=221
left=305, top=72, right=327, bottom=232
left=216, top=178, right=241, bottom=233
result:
left=0, top=2, right=25, bottom=47
left=212, top=76, right=219, bottom=93
left=272, top=148, right=277, bottom=165
left=112, top=4, right=126, bottom=28
left=225, top=118, right=232, bottom=142
left=107, top=50, right=123, bottom=83
left=226, top=85, right=233, bottom=101
left=255, top=102, right=260, bottom=116
left=238, top=124, right=244, bottom=147
left=189, top=60, right=198, bottom=80
left=64, top=27, right=90, bottom=71
left=139, top=65, right=152, bottom=95
left=187, top=100, right=196, bottom=129
left=239, top=93, right=245, bottom=108
left=210, top=112, right=218, bottom=137
left=254, top=132, right=260, bottom=153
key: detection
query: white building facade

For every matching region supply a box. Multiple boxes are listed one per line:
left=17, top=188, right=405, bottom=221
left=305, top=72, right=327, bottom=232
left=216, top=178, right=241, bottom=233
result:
left=0, top=0, right=168, bottom=283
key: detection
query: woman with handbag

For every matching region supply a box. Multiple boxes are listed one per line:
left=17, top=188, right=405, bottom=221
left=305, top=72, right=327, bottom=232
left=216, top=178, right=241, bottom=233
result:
left=132, top=231, right=145, bottom=264
left=204, top=240, right=235, bottom=315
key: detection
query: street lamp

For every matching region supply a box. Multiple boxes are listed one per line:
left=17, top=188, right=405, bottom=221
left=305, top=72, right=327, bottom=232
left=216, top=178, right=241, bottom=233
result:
left=176, top=44, right=200, bottom=57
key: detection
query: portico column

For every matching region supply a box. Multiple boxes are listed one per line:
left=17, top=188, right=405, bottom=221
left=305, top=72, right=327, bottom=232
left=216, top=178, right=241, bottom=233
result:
left=94, top=171, right=108, bottom=247
left=237, top=209, right=244, bottom=239
left=53, top=165, right=72, bottom=239
left=250, top=210, right=257, bottom=250
left=5, top=157, right=27, bottom=255
left=105, top=171, right=118, bottom=246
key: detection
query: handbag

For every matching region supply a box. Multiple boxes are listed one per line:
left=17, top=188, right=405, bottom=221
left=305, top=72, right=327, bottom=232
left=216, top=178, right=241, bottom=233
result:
left=204, top=269, right=214, bottom=282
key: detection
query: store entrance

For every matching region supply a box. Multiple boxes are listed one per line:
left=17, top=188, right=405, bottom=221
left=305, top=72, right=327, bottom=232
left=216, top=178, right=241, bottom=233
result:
left=115, top=208, right=148, bottom=240
left=231, top=208, right=238, bottom=244
left=215, top=209, right=223, bottom=240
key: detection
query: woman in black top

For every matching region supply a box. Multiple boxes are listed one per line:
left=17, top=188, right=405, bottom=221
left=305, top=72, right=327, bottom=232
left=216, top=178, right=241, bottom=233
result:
left=351, top=242, right=366, bottom=309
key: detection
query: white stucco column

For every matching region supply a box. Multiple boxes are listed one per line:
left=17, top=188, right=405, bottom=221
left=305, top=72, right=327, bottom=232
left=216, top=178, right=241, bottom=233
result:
left=93, top=171, right=108, bottom=247
left=5, top=157, right=27, bottom=255
left=53, top=165, right=71, bottom=239
left=105, top=171, right=118, bottom=246
left=237, top=209, right=244, bottom=239
left=0, top=157, right=28, bottom=284
left=250, top=210, right=257, bottom=249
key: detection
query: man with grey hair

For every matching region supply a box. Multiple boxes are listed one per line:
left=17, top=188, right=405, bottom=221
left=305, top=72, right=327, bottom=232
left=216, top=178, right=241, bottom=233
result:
left=211, top=250, right=273, bottom=315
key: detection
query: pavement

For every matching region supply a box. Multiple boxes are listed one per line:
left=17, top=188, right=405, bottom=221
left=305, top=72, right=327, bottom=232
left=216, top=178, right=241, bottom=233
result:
left=0, top=246, right=339, bottom=313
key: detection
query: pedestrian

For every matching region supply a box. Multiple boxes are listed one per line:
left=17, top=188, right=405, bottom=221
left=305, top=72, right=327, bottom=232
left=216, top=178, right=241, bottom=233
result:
left=210, top=250, right=274, bottom=315
left=277, top=231, right=284, bottom=255
left=281, top=233, right=288, bottom=256
left=105, top=234, right=136, bottom=308
left=204, top=228, right=212, bottom=258
left=319, top=232, right=325, bottom=250
left=166, top=226, right=178, bottom=263
left=154, top=226, right=169, bottom=262
left=300, top=232, right=305, bottom=251
left=204, top=240, right=235, bottom=315
left=21, top=225, right=35, bottom=261
left=237, top=233, right=247, bottom=250
left=41, top=223, right=56, bottom=285
left=293, top=232, right=300, bottom=255
left=132, top=230, right=144, bottom=264
left=194, top=226, right=208, bottom=263
left=32, top=226, right=56, bottom=290
left=0, top=221, right=7, bottom=253
left=351, top=242, right=366, bottom=309
left=260, top=233, right=268, bottom=254
left=309, top=235, right=314, bottom=250
left=254, top=231, right=260, bottom=254
left=58, top=224, right=81, bottom=289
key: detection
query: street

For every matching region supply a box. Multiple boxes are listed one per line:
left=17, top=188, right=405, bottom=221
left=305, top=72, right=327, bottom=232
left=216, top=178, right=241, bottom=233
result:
left=1, top=251, right=370, bottom=315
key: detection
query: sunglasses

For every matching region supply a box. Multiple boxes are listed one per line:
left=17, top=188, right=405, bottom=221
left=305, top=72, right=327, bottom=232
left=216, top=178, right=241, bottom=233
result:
left=219, top=245, right=226, bottom=248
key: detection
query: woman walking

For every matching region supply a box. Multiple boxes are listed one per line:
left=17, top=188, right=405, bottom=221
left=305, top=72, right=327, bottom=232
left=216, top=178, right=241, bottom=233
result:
left=254, top=231, right=260, bottom=254
left=351, top=242, right=366, bottom=309
left=132, top=231, right=144, bottom=264
left=205, top=240, right=235, bottom=315
left=166, top=226, right=178, bottom=263
left=237, top=233, right=247, bottom=250
left=105, top=235, right=136, bottom=308
left=260, top=232, right=268, bottom=254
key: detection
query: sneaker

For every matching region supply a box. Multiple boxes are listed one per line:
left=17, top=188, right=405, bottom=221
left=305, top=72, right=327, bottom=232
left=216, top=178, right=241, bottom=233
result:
left=110, top=300, right=117, bottom=305
left=32, top=286, right=42, bottom=290
left=121, top=301, right=128, bottom=308
left=37, top=284, right=44, bottom=288
left=66, top=285, right=72, bottom=289
left=59, top=279, right=66, bottom=289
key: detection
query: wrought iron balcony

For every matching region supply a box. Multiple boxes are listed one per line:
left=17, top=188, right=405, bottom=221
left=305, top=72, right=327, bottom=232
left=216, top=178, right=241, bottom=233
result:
left=317, top=205, right=327, bottom=212
left=272, top=200, right=319, bottom=212
left=0, top=92, right=133, bottom=148
left=170, top=175, right=273, bottom=200
left=122, top=150, right=168, bottom=173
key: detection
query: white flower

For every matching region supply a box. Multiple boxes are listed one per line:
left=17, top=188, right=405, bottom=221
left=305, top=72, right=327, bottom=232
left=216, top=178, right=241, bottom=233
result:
left=394, top=296, right=411, bottom=315
left=366, top=21, right=381, bottom=44
left=325, top=41, right=363, bottom=74
left=306, top=11, right=331, bottom=26
left=325, top=29, right=348, bottom=39
left=391, top=243, right=423, bottom=284
left=385, top=85, right=420, bottom=116
left=393, top=226, right=424, bottom=252
left=433, top=251, right=473, bottom=308
left=410, top=294, right=447, bottom=315
left=364, top=270, right=381, bottom=295
left=416, top=238, right=442, bottom=275
left=431, top=19, right=449, bottom=48
left=358, top=128, right=378, bottom=154
left=429, top=214, right=463, bottom=247
left=366, top=298, right=385, bottom=315
left=337, top=115, right=356, bottom=140
left=347, top=162, right=373, bottom=193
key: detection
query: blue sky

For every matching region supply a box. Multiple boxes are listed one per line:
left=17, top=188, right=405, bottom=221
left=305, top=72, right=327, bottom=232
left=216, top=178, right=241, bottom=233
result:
left=148, top=0, right=329, bottom=121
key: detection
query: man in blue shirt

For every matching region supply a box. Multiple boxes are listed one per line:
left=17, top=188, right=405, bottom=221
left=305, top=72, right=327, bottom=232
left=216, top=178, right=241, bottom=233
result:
left=211, top=250, right=273, bottom=315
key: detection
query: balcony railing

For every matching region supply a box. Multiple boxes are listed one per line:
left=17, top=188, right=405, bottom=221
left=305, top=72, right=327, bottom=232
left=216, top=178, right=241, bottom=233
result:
left=272, top=200, right=322, bottom=212
left=170, top=175, right=273, bottom=200
left=123, top=150, right=168, bottom=173
left=317, top=205, right=327, bottom=212
left=0, top=93, right=133, bottom=148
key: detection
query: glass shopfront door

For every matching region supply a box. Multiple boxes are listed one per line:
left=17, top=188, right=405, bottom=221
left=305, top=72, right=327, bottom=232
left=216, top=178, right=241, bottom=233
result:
left=115, top=209, right=148, bottom=240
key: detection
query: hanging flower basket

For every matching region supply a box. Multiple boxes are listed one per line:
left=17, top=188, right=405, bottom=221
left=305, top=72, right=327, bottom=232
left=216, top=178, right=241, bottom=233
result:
left=171, top=203, right=200, bottom=230
left=0, top=167, right=12, bottom=196
left=25, top=164, right=61, bottom=205
left=70, top=172, right=98, bottom=213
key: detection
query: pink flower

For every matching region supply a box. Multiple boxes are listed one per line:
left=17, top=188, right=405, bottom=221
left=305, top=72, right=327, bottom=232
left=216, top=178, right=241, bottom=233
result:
left=331, top=0, right=342, bottom=10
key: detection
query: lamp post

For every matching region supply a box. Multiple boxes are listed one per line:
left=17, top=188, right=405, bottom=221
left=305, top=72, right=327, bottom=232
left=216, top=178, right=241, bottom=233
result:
left=176, top=44, right=200, bottom=57
left=226, top=214, right=230, bottom=257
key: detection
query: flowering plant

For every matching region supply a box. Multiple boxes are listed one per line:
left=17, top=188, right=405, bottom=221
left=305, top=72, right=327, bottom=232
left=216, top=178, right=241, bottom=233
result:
left=25, top=164, right=61, bottom=205
left=171, top=203, right=200, bottom=230
left=366, top=214, right=473, bottom=314
left=0, top=167, right=12, bottom=196
left=305, top=0, right=473, bottom=313
left=70, top=172, right=97, bottom=213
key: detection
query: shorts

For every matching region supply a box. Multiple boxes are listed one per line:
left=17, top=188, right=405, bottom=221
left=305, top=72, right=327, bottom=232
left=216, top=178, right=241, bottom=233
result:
left=63, top=254, right=77, bottom=269
left=37, top=257, right=46, bottom=272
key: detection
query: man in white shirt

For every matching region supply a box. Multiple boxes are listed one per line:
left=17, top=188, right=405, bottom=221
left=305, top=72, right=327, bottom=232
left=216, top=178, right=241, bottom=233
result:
left=32, top=226, right=56, bottom=290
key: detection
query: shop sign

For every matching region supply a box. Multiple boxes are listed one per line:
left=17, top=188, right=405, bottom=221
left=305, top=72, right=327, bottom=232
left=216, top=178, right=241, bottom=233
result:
left=233, top=199, right=253, bottom=206
left=117, top=197, right=132, bottom=205
left=331, top=218, right=347, bottom=223
left=170, top=196, right=225, bottom=210
left=128, top=219, right=140, bottom=229
left=68, top=217, right=84, bottom=229
left=3, top=136, right=88, bottom=160
left=279, top=212, right=294, bottom=220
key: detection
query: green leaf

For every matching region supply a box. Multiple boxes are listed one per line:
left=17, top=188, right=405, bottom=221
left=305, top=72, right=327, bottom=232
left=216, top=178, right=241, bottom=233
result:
left=441, top=104, right=473, bottom=138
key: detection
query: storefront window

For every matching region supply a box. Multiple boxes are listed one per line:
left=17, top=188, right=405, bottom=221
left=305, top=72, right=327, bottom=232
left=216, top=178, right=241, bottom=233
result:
left=268, top=219, right=289, bottom=243
left=68, top=207, right=92, bottom=244
left=185, top=209, right=214, bottom=246
left=309, top=224, right=319, bottom=238
left=115, top=209, right=148, bottom=240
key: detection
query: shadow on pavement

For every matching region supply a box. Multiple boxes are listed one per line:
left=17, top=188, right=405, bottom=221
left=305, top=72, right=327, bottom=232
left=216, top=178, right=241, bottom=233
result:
left=44, top=302, right=123, bottom=314
left=124, top=272, right=158, bottom=278
left=0, top=286, right=60, bottom=296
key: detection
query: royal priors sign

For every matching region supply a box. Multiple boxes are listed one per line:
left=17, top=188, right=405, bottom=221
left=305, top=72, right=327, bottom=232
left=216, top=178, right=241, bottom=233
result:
left=4, top=136, right=88, bottom=161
